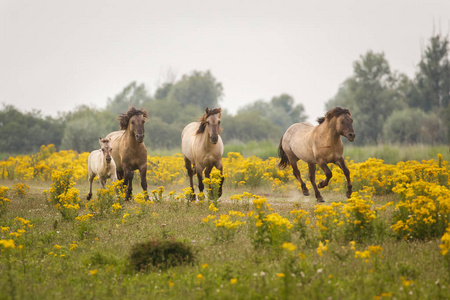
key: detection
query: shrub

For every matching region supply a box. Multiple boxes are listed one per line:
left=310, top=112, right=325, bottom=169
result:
left=129, top=239, right=195, bottom=272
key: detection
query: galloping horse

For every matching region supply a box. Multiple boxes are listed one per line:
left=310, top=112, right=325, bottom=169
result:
left=106, top=107, right=148, bottom=200
left=278, top=107, right=355, bottom=202
left=182, top=108, right=224, bottom=199
left=87, top=137, right=117, bottom=200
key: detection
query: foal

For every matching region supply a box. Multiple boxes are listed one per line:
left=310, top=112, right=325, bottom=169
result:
left=87, top=138, right=118, bottom=200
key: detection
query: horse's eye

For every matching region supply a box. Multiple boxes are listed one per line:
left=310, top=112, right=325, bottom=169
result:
left=131, top=121, right=135, bottom=125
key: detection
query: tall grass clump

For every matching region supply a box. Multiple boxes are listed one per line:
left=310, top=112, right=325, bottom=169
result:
left=129, top=239, right=195, bottom=271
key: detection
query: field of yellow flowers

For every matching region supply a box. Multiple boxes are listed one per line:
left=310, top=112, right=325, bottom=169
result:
left=1, top=144, right=450, bottom=299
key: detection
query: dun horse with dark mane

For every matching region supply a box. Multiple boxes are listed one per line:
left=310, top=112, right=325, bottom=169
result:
left=182, top=108, right=224, bottom=199
left=106, top=107, right=148, bottom=200
left=278, top=107, right=355, bottom=202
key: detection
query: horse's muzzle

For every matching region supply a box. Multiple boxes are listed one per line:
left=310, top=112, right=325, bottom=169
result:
left=210, top=136, right=219, bottom=144
left=106, top=156, right=112, bottom=164
left=347, top=132, right=356, bottom=142
left=135, top=134, right=145, bottom=143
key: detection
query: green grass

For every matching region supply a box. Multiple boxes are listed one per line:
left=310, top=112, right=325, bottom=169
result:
left=1, top=180, right=449, bottom=299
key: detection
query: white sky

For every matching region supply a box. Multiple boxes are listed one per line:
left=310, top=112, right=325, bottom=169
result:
left=1, top=0, right=450, bottom=122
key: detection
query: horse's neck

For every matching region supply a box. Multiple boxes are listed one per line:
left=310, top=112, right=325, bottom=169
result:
left=124, top=129, right=140, bottom=146
left=198, top=131, right=212, bottom=150
left=317, top=119, right=340, bottom=142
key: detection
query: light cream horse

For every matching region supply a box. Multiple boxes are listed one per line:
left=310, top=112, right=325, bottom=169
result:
left=87, top=137, right=117, bottom=200
left=182, top=108, right=224, bottom=199
left=278, top=107, right=355, bottom=202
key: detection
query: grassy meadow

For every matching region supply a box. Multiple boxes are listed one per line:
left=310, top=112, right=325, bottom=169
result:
left=1, top=144, right=450, bottom=299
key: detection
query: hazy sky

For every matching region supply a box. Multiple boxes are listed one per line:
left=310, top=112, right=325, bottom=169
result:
left=1, top=0, right=450, bottom=122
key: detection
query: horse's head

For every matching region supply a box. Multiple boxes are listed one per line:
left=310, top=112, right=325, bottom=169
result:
left=119, top=107, right=148, bottom=143
left=198, top=107, right=222, bottom=144
left=99, top=137, right=113, bottom=164
left=319, top=107, right=356, bottom=142
left=336, top=111, right=355, bottom=142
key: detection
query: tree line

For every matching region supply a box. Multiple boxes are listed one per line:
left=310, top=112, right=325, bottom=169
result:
left=0, top=34, right=449, bottom=154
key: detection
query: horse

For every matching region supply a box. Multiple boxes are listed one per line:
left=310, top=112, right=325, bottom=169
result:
left=106, top=107, right=148, bottom=201
left=181, top=107, right=224, bottom=199
left=87, top=137, right=118, bottom=200
left=278, top=107, right=355, bottom=202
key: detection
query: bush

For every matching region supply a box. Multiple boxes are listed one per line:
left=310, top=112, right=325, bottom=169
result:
left=129, top=239, right=195, bottom=271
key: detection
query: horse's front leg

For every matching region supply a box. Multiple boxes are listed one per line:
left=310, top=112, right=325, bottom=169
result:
left=335, top=158, right=352, bottom=198
left=196, top=165, right=205, bottom=195
left=217, top=165, right=224, bottom=198
left=123, top=166, right=134, bottom=201
left=87, top=173, right=94, bottom=200
left=139, top=164, right=148, bottom=199
left=308, top=163, right=324, bottom=202
left=317, top=162, right=333, bottom=189
left=184, top=157, right=195, bottom=200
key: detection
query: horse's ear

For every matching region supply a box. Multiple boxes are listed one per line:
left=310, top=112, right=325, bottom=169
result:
left=205, top=107, right=210, bottom=114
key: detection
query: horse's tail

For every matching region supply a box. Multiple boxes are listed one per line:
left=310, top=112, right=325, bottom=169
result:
left=277, top=137, right=289, bottom=169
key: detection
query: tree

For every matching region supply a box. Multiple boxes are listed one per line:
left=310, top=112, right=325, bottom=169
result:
left=240, top=94, right=307, bottom=132
left=409, top=34, right=450, bottom=111
left=326, top=51, right=407, bottom=144
left=221, top=110, right=282, bottom=143
left=61, top=106, right=117, bottom=152
left=0, top=105, right=64, bottom=153
left=167, top=70, right=223, bottom=109
left=106, top=82, right=153, bottom=115
left=382, top=108, right=447, bottom=144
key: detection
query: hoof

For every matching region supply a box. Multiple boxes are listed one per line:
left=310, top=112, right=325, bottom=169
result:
left=317, top=197, right=325, bottom=203
left=87, top=193, right=92, bottom=201
left=317, top=181, right=326, bottom=189
left=302, top=190, right=310, bottom=196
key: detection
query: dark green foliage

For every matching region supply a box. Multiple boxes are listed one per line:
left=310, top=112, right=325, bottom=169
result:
left=61, top=105, right=117, bottom=152
left=0, top=105, right=64, bottom=153
left=382, top=108, right=447, bottom=144
left=326, top=51, right=407, bottom=145
left=408, top=35, right=450, bottom=111
left=167, top=70, right=223, bottom=109
left=129, top=239, right=195, bottom=272
left=106, top=82, right=152, bottom=115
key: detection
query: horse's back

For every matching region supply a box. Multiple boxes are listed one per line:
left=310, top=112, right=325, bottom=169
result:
left=282, top=122, right=316, bottom=163
left=181, top=122, right=199, bottom=161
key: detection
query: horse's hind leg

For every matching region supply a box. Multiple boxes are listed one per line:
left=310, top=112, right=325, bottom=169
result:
left=335, top=158, right=352, bottom=198
left=184, top=157, right=196, bottom=201
left=308, top=162, right=324, bottom=202
left=291, top=162, right=309, bottom=196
